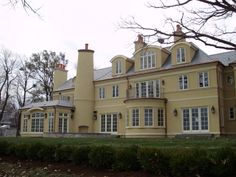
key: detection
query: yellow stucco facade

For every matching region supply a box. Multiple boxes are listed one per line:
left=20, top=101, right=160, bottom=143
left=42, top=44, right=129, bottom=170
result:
left=20, top=27, right=236, bottom=137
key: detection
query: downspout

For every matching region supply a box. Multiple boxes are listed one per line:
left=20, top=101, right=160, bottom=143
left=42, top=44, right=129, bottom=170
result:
left=216, top=63, right=222, bottom=135
left=164, top=99, right=168, bottom=137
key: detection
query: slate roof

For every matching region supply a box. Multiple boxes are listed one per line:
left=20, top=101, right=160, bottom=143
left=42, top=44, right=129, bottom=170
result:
left=54, top=77, right=76, bottom=91
left=209, top=51, right=236, bottom=66
left=21, top=100, right=74, bottom=110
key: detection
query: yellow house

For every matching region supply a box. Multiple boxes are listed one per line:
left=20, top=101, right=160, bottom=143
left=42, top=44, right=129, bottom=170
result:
left=20, top=26, right=236, bottom=137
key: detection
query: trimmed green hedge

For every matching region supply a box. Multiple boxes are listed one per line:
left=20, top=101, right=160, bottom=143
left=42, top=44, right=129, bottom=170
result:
left=0, top=140, right=236, bottom=177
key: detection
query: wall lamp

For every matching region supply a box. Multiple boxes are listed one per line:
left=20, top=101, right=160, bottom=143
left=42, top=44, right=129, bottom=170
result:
left=211, top=106, right=215, bottom=114
left=173, top=108, right=178, bottom=117
left=93, top=111, right=98, bottom=120
left=44, top=113, right=47, bottom=119
left=162, top=80, right=165, bottom=85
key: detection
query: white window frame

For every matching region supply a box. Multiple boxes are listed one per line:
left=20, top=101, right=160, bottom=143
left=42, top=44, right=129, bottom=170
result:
left=99, top=87, right=105, bottom=99
left=48, top=112, right=54, bottom=132
left=182, top=107, right=209, bottom=133
left=31, top=112, right=44, bottom=132
left=58, top=113, right=69, bottom=133
left=199, top=72, right=209, bottom=88
left=135, top=80, right=160, bottom=98
left=179, top=75, right=188, bottom=90
left=144, top=108, right=153, bottom=126
left=23, top=115, right=28, bottom=132
left=132, top=108, right=140, bottom=127
left=157, top=108, right=165, bottom=127
left=176, top=47, right=186, bottom=63
left=115, top=60, right=122, bottom=74
left=140, top=51, right=156, bottom=70
left=229, top=107, right=235, bottom=120
left=112, top=85, right=119, bottom=98
left=100, top=113, right=118, bottom=133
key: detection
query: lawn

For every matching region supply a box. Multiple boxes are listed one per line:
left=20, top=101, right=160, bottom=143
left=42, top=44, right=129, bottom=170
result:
left=1, top=136, right=236, bottom=148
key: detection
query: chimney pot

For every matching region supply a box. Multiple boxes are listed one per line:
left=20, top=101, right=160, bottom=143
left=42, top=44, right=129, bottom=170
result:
left=85, top=43, right=88, bottom=50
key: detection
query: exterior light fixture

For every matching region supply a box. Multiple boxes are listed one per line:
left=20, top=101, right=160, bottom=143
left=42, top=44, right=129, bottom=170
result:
left=162, top=80, right=165, bottom=85
left=173, top=109, right=178, bottom=116
left=211, top=106, right=215, bottom=114
left=44, top=113, right=47, bottom=119
left=93, top=111, right=97, bottom=120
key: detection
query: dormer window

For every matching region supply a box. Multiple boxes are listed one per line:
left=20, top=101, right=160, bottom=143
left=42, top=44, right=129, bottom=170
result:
left=115, top=60, right=122, bottom=74
left=177, top=48, right=186, bottom=63
left=140, top=51, right=156, bottom=70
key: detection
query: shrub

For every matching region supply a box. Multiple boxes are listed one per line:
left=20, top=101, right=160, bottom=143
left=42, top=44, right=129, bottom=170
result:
left=27, top=143, right=45, bottom=160
left=89, top=146, right=115, bottom=169
left=71, top=146, right=91, bottom=165
left=138, top=147, right=171, bottom=176
left=113, top=145, right=140, bottom=171
left=55, top=145, right=73, bottom=162
left=37, top=144, right=56, bottom=162
left=0, top=140, right=11, bottom=155
left=14, top=144, right=30, bottom=159
left=207, top=147, right=236, bottom=177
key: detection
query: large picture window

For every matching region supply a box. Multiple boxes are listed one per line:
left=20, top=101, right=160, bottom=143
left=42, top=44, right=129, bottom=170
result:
left=132, top=108, right=139, bottom=126
left=140, top=51, right=156, bottom=70
left=182, top=107, right=209, bottom=132
left=135, top=80, right=160, bottom=98
left=31, top=112, right=44, bottom=132
left=59, top=113, right=68, bottom=133
left=101, top=114, right=117, bottom=132
left=144, top=108, right=153, bottom=126
left=48, top=112, right=54, bottom=132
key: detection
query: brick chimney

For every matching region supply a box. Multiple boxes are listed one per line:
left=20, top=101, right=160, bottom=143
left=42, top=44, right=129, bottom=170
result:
left=173, top=25, right=186, bottom=43
left=134, top=34, right=146, bottom=52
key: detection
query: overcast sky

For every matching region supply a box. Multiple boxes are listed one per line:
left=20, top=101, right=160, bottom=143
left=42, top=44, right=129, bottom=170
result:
left=0, top=0, right=228, bottom=78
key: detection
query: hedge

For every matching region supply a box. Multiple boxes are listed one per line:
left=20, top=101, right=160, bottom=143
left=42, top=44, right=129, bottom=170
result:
left=0, top=140, right=236, bottom=177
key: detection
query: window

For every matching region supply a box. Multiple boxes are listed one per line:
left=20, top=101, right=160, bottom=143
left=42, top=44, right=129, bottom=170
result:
left=179, top=75, right=188, bottom=90
left=144, top=108, right=153, bottom=126
left=23, top=115, right=28, bottom=132
left=199, top=72, right=209, bottom=88
left=100, top=114, right=118, bottom=132
left=157, top=108, right=164, bottom=127
left=99, top=87, right=105, bottom=99
left=140, top=51, right=156, bottom=70
left=31, top=112, right=44, bottom=132
left=115, top=60, right=122, bottom=74
left=112, top=85, right=119, bottom=97
left=227, top=75, right=234, bottom=85
left=132, top=108, right=139, bottom=126
left=177, top=48, right=186, bottom=63
left=48, top=112, right=54, bottom=132
left=59, top=113, right=68, bottom=133
left=182, top=107, right=209, bottom=132
left=61, top=96, right=70, bottom=101
left=229, top=107, right=235, bottom=120
left=135, top=80, right=160, bottom=98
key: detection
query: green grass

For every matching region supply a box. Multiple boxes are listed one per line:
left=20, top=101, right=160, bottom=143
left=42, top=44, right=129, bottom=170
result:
left=1, top=136, right=236, bottom=148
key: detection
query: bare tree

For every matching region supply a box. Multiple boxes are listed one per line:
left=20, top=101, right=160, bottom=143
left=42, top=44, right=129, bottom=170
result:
left=7, top=0, right=41, bottom=14
left=121, top=0, right=236, bottom=51
left=0, top=49, right=18, bottom=121
left=26, top=50, right=68, bottom=101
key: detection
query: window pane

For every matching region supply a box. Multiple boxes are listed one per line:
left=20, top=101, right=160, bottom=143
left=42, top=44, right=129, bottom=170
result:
left=183, top=109, right=190, bottom=131
left=192, top=108, right=199, bottom=130
left=201, top=108, right=208, bottom=130
left=107, top=114, right=111, bottom=132
left=101, top=115, right=106, bottom=132
left=113, top=114, right=117, bottom=132
left=144, top=108, right=153, bottom=126
left=158, top=108, right=164, bottom=127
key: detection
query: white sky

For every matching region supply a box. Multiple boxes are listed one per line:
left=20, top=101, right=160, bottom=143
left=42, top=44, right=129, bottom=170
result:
left=0, top=0, right=229, bottom=78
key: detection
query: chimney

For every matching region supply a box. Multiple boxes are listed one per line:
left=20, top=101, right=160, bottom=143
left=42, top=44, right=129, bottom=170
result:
left=173, top=25, right=186, bottom=43
left=134, top=34, right=146, bottom=52
left=54, top=64, right=67, bottom=90
left=85, top=43, right=88, bottom=50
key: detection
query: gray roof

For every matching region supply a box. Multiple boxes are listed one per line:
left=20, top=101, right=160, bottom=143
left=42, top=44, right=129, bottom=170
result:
left=94, top=67, right=112, bottom=80
left=54, top=77, right=75, bottom=91
left=210, top=51, right=236, bottom=66
left=21, top=100, right=74, bottom=110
